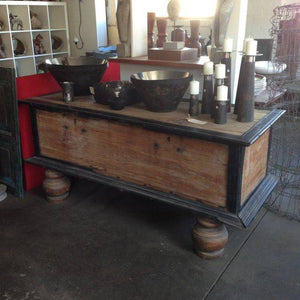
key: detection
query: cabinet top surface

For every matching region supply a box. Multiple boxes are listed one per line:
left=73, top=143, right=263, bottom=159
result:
left=21, top=93, right=284, bottom=145
left=109, top=56, right=209, bottom=69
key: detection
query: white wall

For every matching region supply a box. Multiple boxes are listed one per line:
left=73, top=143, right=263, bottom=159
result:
left=65, top=0, right=98, bottom=56
left=227, top=0, right=248, bottom=103
left=245, top=0, right=281, bottom=38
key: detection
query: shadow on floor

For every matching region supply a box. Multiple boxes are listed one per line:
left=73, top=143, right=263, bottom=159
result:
left=0, top=180, right=298, bottom=300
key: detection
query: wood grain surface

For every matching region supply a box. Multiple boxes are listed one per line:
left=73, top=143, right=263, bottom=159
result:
left=36, top=109, right=229, bottom=207
left=109, top=55, right=208, bottom=69
left=241, top=130, right=270, bottom=205
left=29, top=93, right=269, bottom=137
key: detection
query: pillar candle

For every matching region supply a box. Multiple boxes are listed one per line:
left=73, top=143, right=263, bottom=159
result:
left=216, top=85, right=228, bottom=101
left=215, top=63, right=226, bottom=79
left=189, top=80, right=200, bottom=95
left=207, top=45, right=212, bottom=57
left=223, top=38, right=233, bottom=52
left=243, top=37, right=253, bottom=52
left=203, top=61, right=214, bottom=75
left=245, top=39, right=257, bottom=56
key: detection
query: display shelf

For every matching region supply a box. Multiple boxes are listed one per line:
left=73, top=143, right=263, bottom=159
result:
left=29, top=5, right=49, bottom=30
left=0, top=33, right=13, bottom=58
left=32, top=30, right=50, bottom=55
left=48, top=5, right=66, bottom=29
left=0, top=5, right=9, bottom=31
left=35, top=54, right=51, bottom=74
left=0, top=59, right=14, bottom=68
left=0, top=1, right=70, bottom=77
left=50, top=30, right=67, bottom=53
left=15, top=57, right=35, bottom=77
left=12, top=31, right=33, bottom=57
left=8, top=5, right=31, bottom=31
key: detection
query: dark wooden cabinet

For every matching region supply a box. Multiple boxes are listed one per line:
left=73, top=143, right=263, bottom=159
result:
left=21, top=93, right=284, bottom=228
left=0, top=67, right=23, bottom=197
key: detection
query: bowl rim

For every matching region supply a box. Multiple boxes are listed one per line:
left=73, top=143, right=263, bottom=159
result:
left=45, top=57, right=107, bottom=67
left=130, top=70, right=193, bottom=82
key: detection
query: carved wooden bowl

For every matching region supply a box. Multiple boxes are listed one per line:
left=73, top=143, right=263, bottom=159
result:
left=92, top=80, right=139, bottom=107
left=130, top=70, right=193, bottom=112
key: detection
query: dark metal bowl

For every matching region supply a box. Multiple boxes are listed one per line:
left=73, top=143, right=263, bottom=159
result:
left=130, top=70, right=193, bottom=112
left=44, top=57, right=107, bottom=96
left=92, top=81, right=139, bottom=108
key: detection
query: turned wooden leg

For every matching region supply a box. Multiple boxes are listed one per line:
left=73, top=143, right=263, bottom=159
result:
left=192, top=216, right=228, bottom=259
left=42, top=169, right=71, bottom=203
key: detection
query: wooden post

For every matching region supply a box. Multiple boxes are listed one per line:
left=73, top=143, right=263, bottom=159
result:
left=42, top=169, right=71, bottom=202
left=201, top=75, right=214, bottom=114
left=147, top=12, right=156, bottom=50
left=192, top=216, right=228, bottom=259
left=236, top=55, right=255, bottom=122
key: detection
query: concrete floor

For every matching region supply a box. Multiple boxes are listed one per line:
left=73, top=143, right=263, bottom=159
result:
left=0, top=180, right=299, bottom=300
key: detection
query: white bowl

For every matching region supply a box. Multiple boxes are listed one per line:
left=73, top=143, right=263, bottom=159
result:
left=255, top=61, right=287, bottom=75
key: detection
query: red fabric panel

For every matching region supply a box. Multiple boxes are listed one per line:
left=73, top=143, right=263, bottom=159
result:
left=101, top=61, right=120, bottom=82
left=16, top=73, right=62, bottom=100
left=17, top=63, right=120, bottom=190
left=23, top=163, right=45, bottom=191
left=17, top=73, right=62, bottom=190
left=18, top=104, right=35, bottom=159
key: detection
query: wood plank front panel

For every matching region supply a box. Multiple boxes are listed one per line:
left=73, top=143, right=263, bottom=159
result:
left=241, top=130, right=270, bottom=205
left=27, top=93, right=269, bottom=137
left=36, top=110, right=229, bottom=208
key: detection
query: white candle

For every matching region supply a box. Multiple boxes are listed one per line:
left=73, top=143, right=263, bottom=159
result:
left=216, top=85, right=228, bottom=101
left=215, top=63, right=226, bottom=79
left=207, top=45, right=212, bottom=57
left=189, top=80, right=200, bottom=95
left=223, top=38, right=233, bottom=52
left=246, top=39, right=257, bottom=56
left=243, top=36, right=253, bottom=52
left=203, top=61, right=214, bottom=75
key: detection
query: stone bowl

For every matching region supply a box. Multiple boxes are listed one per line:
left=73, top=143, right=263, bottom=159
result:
left=130, top=70, right=193, bottom=112
left=92, top=81, right=139, bottom=109
left=43, top=56, right=108, bottom=96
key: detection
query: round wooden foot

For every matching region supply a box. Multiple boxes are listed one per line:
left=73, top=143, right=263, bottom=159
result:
left=42, top=169, right=71, bottom=203
left=192, top=216, right=228, bottom=259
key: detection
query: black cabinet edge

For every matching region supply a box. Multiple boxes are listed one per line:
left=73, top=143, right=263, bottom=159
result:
left=25, top=155, right=244, bottom=228
left=238, top=174, right=278, bottom=227
left=20, top=99, right=284, bottom=146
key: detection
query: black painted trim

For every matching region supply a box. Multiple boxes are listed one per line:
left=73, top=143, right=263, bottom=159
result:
left=239, top=174, right=278, bottom=227
left=29, top=105, right=41, bottom=156
left=20, top=98, right=285, bottom=146
left=266, top=126, right=273, bottom=174
left=25, top=155, right=244, bottom=228
left=242, top=109, right=285, bottom=144
left=227, top=145, right=245, bottom=213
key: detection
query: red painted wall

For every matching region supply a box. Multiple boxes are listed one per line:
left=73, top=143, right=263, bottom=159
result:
left=17, top=62, right=120, bottom=190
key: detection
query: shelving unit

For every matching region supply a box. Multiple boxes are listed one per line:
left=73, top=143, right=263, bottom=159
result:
left=0, top=1, right=70, bottom=77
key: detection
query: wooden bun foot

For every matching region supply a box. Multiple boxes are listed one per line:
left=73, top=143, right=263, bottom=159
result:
left=42, top=169, right=71, bottom=203
left=192, top=216, right=228, bottom=259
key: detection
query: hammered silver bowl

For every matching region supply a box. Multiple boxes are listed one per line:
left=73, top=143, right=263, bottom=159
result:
left=43, top=56, right=107, bottom=96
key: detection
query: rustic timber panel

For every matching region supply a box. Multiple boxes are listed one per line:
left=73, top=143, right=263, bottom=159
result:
left=241, top=130, right=270, bottom=205
left=28, top=93, right=270, bottom=137
left=36, top=110, right=229, bottom=208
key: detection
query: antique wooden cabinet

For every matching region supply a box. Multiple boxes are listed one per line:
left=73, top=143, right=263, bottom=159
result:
left=20, top=93, right=284, bottom=258
left=0, top=67, right=23, bottom=197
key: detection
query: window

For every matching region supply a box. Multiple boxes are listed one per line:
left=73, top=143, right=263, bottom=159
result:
left=147, top=0, right=217, bottom=18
